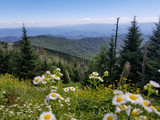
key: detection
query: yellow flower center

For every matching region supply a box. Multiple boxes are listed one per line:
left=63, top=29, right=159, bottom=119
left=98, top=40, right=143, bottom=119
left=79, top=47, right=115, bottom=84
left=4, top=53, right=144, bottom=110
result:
left=46, top=99, right=49, bottom=103
left=43, top=78, right=47, bottom=81
left=52, top=93, right=57, bottom=97
left=35, top=78, right=39, bottom=82
left=107, top=115, right=113, bottom=120
left=90, top=75, right=93, bottom=78
left=131, top=111, right=139, bottom=116
left=117, top=97, right=123, bottom=102
left=108, top=84, right=112, bottom=88
left=129, top=94, right=137, bottom=101
left=120, top=105, right=126, bottom=109
left=59, top=95, right=62, bottom=98
left=152, top=106, right=156, bottom=110
left=72, top=88, right=75, bottom=90
left=55, top=75, right=58, bottom=78
left=143, top=100, right=149, bottom=107
left=44, top=114, right=51, bottom=119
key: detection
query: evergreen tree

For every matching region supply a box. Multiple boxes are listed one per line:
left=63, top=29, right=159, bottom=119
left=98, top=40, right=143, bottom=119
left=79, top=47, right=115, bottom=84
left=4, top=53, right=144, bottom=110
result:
left=16, top=24, right=39, bottom=79
left=0, top=46, right=10, bottom=74
left=108, top=36, right=117, bottom=81
left=119, top=17, right=143, bottom=81
left=91, top=44, right=109, bottom=76
left=145, top=18, right=160, bottom=83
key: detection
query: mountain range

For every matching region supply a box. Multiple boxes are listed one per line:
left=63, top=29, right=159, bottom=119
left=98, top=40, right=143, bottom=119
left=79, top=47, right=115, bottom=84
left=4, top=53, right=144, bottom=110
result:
left=0, top=22, right=155, bottom=41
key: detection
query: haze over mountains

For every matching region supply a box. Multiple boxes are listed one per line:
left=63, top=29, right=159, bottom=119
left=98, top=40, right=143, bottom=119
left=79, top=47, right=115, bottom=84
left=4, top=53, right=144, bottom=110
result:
left=0, top=22, right=155, bottom=42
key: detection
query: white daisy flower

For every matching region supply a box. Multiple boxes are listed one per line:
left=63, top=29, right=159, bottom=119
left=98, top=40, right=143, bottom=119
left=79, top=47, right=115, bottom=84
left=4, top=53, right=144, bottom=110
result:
left=33, top=76, right=41, bottom=85
left=115, top=107, right=121, bottom=113
left=151, top=106, right=160, bottom=116
left=98, top=77, right=104, bottom=82
left=65, top=97, right=70, bottom=102
left=49, top=93, right=59, bottom=100
left=89, top=75, right=95, bottom=79
left=51, top=86, right=57, bottom=89
left=70, top=87, right=76, bottom=91
left=141, top=100, right=152, bottom=113
left=64, top=87, right=70, bottom=92
left=150, top=80, right=160, bottom=88
left=103, top=113, right=118, bottom=120
left=158, top=69, right=160, bottom=72
left=46, top=71, right=51, bottom=74
left=60, top=104, right=64, bottom=108
left=112, top=95, right=127, bottom=105
left=51, top=89, right=57, bottom=93
left=119, top=105, right=128, bottom=110
left=92, top=72, right=99, bottom=76
left=39, top=111, right=56, bottom=120
left=52, top=74, right=60, bottom=80
left=139, top=116, right=148, bottom=120
left=131, top=108, right=142, bottom=116
left=58, top=94, right=64, bottom=100
left=56, top=68, right=61, bottom=71
left=41, top=75, right=47, bottom=84
left=44, top=96, right=50, bottom=105
left=113, top=90, right=123, bottom=95
left=71, top=118, right=77, bottom=120
left=126, top=105, right=131, bottom=116
left=125, top=93, right=143, bottom=104
left=60, top=73, right=63, bottom=76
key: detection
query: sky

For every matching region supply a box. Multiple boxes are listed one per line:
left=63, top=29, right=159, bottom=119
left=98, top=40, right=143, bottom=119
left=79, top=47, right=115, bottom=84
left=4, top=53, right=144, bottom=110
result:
left=0, top=0, right=160, bottom=28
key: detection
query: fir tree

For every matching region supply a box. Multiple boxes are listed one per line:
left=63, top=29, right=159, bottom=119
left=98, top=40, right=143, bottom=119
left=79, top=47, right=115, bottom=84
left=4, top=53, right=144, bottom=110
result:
left=108, top=36, right=117, bottom=82
left=145, top=18, right=160, bottom=82
left=91, top=44, right=109, bottom=76
left=119, top=17, right=143, bottom=81
left=0, top=46, right=10, bottom=74
left=17, top=24, right=39, bottom=79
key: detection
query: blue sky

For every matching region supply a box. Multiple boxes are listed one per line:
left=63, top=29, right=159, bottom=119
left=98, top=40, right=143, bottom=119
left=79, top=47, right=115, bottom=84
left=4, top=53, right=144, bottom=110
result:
left=0, top=0, right=160, bottom=27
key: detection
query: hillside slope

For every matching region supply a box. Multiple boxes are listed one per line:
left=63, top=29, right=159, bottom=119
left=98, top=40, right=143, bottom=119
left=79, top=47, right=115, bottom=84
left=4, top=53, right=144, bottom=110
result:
left=30, top=35, right=110, bottom=57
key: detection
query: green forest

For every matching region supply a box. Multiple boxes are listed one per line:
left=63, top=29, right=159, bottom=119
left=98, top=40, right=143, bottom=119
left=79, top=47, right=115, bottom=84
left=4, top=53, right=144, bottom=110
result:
left=0, top=17, right=160, bottom=120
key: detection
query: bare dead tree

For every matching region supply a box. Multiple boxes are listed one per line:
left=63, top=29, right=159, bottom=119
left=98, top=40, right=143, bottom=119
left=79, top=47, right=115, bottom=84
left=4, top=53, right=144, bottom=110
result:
left=115, top=17, right=120, bottom=54
left=142, top=43, right=148, bottom=74
left=119, top=61, right=131, bottom=87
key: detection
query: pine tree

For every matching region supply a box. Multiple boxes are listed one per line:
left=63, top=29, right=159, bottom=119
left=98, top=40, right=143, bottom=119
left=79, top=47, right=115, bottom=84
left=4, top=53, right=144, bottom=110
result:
left=108, top=36, right=117, bottom=82
left=91, top=44, right=109, bottom=76
left=119, top=17, right=143, bottom=81
left=145, top=18, right=160, bottom=82
left=16, top=24, right=39, bottom=79
left=0, top=45, right=10, bottom=74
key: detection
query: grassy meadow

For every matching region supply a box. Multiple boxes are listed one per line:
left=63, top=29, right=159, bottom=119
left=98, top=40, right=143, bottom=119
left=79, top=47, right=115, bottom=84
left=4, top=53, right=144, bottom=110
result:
left=0, top=69, right=160, bottom=120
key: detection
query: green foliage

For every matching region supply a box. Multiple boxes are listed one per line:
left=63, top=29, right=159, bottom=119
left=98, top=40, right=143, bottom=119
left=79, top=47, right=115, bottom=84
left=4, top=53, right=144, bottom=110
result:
left=89, top=44, right=109, bottom=76
left=108, top=36, right=118, bottom=82
left=145, top=19, right=160, bottom=83
left=119, top=17, right=143, bottom=82
left=0, top=48, right=10, bottom=74
left=30, top=35, right=109, bottom=57
left=13, top=25, right=40, bottom=79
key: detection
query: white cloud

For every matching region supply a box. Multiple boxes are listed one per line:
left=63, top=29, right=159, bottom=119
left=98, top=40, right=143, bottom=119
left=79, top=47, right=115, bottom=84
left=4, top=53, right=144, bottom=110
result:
left=82, top=18, right=91, bottom=21
left=0, top=17, right=159, bottom=28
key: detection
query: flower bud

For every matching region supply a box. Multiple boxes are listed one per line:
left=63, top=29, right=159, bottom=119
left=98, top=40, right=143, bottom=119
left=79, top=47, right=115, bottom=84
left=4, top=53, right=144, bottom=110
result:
left=143, top=86, right=147, bottom=90
left=142, top=116, right=148, bottom=120
left=155, top=90, right=159, bottom=95
left=104, top=71, right=109, bottom=76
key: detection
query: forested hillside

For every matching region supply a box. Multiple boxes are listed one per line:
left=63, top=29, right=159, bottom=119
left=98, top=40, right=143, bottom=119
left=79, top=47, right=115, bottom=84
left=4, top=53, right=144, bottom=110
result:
left=30, top=35, right=110, bottom=57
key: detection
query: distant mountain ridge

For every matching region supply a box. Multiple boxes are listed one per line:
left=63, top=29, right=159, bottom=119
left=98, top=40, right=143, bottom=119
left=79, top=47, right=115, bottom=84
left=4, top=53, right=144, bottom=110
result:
left=0, top=23, right=154, bottom=40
